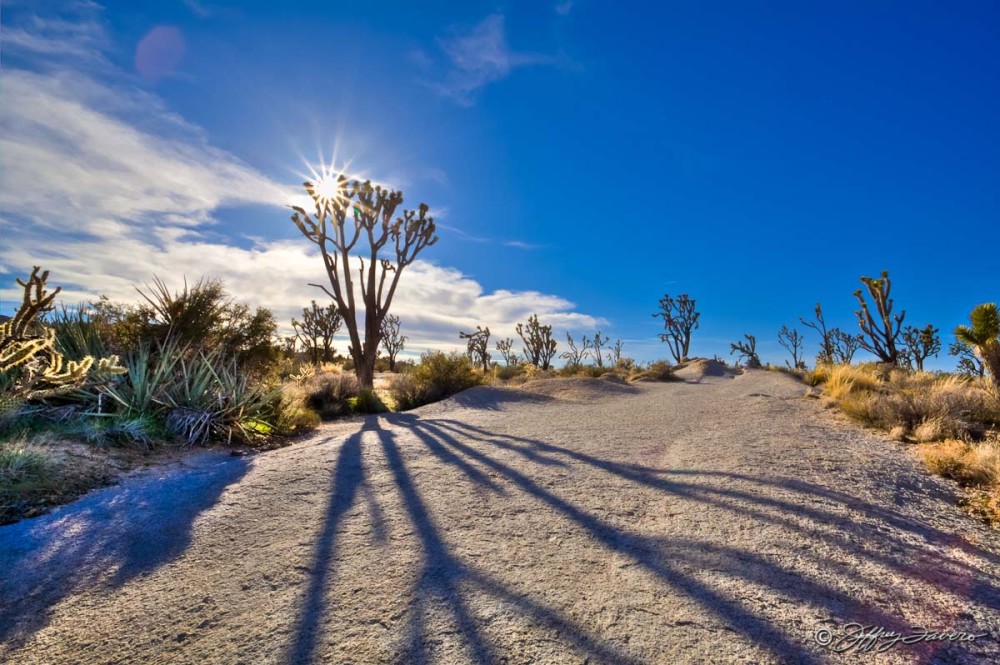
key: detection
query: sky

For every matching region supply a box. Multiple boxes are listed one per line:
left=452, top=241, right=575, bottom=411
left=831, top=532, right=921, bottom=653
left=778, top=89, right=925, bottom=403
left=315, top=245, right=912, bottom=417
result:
left=1, top=0, right=998, bottom=368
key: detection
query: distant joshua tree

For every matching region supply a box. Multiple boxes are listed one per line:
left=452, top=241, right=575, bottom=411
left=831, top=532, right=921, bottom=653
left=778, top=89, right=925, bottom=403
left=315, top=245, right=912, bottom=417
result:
left=832, top=330, right=862, bottom=365
left=653, top=293, right=700, bottom=364
left=459, top=325, right=492, bottom=372
left=560, top=333, right=587, bottom=369
left=517, top=314, right=557, bottom=370
left=583, top=331, right=609, bottom=368
left=949, top=340, right=986, bottom=378
left=290, top=175, right=437, bottom=389
left=379, top=314, right=407, bottom=372
left=609, top=339, right=624, bottom=366
left=292, top=300, right=342, bottom=365
left=777, top=325, right=805, bottom=370
left=853, top=271, right=905, bottom=366
left=899, top=324, right=941, bottom=372
left=730, top=334, right=762, bottom=369
left=800, top=303, right=836, bottom=365
left=495, top=337, right=519, bottom=367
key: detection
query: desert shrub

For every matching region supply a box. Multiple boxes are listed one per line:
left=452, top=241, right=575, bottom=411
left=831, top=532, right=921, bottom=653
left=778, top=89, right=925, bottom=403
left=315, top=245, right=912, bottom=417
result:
left=491, top=364, right=526, bottom=382
left=631, top=360, right=677, bottom=382
left=301, top=371, right=359, bottom=420
left=350, top=389, right=388, bottom=414
left=387, top=374, right=427, bottom=411
left=412, top=351, right=480, bottom=400
left=920, top=439, right=1000, bottom=520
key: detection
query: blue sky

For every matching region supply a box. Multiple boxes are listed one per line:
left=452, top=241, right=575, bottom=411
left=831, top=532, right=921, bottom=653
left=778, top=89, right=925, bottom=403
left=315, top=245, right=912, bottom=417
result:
left=1, top=0, right=998, bottom=368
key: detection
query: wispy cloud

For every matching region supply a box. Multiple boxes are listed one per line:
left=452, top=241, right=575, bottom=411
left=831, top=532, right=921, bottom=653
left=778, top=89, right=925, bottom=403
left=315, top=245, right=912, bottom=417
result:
left=436, top=223, right=541, bottom=250
left=1, top=6, right=598, bottom=352
left=427, top=13, right=556, bottom=106
left=555, top=1, right=575, bottom=16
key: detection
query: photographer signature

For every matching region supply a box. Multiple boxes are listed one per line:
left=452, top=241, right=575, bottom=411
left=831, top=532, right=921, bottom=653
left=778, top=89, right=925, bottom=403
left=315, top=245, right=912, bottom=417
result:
left=814, top=623, right=988, bottom=654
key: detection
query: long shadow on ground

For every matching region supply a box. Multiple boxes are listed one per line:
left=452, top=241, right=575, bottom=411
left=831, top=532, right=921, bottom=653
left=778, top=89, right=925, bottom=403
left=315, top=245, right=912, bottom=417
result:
left=0, top=452, right=249, bottom=649
left=288, top=411, right=999, bottom=664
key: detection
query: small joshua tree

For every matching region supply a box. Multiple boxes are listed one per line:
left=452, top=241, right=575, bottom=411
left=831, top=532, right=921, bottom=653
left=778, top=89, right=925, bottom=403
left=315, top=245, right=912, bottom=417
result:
left=459, top=325, right=491, bottom=372
left=290, top=175, right=437, bottom=390
left=560, top=333, right=587, bottom=369
left=949, top=340, right=986, bottom=378
left=292, top=300, right=342, bottom=365
left=495, top=337, right=518, bottom=367
left=517, top=314, right=557, bottom=370
left=800, top=303, right=836, bottom=365
left=583, top=331, right=608, bottom=368
left=610, top=339, right=624, bottom=366
left=730, top=333, right=762, bottom=369
left=899, top=324, right=941, bottom=372
left=853, top=271, right=905, bottom=366
left=653, top=293, right=699, bottom=363
left=955, top=303, right=1000, bottom=393
left=832, top=330, right=862, bottom=365
left=777, top=325, right=805, bottom=370
left=0, top=267, right=125, bottom=408
left=380, top=314, right=407, bottom=372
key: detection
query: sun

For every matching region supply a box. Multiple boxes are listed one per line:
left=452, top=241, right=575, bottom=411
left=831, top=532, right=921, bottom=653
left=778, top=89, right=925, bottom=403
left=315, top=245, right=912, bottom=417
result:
left=312, top=173, right=345, bottom=205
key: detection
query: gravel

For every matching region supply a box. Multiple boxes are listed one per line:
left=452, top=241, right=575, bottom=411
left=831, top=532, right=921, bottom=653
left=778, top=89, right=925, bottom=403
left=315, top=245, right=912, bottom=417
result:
left=2, top=368, right=998, bottom=664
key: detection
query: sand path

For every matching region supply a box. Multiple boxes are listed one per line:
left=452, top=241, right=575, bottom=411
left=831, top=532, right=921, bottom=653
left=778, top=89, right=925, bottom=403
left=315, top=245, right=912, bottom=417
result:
left=2, top=369, right=999, bottom=664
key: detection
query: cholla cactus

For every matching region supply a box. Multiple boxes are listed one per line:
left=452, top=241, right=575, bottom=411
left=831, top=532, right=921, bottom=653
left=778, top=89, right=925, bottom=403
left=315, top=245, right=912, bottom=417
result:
left=0, top=267, right=125, bottom=404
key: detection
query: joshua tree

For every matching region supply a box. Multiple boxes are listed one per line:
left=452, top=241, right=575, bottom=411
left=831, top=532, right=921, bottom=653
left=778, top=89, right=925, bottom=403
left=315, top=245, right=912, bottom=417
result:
left=610, top=339, right=624, bottom=366
left=495, top=337, right=518, bottom=366
left=853, top=271, right=905, bottom=366
left=949, top=340, right=986, bottom=378
left=800, top=303, right=835, bottom=365
left=955, top=303, right=1000, bottom=393
left=517, top=314, right=557, bottom=370
left=459, top=325, right=491, bottom=372
left=899, top=324, right=941, bottom=372
left=653, top=293, right=699, bottom=363
left=730, top=333, right=762, bottom=369
left=292, top=300, right=342, bottom=365
left=379, top=314, right=407, bottom=372
left=560, top=333, right=587, bottom=369
left=583, top=331, right=608, bottom=368
left=290, top=175, right=437, bottom=390
left=0, top=267, right=125, bottom=406
left=777, top=325, right=805, bottom=370
left=281, top=336, right=298, bottom=357
left=832, top=330, right=862, bottom=365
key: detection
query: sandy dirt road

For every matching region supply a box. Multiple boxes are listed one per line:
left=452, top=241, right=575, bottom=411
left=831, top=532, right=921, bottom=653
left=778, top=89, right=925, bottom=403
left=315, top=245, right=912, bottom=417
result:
left=1, top=368, right=999, bottom=664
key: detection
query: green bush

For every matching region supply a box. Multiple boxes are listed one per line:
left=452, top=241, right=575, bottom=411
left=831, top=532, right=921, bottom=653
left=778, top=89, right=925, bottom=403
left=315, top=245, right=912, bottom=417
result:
left=350, top=389, right=388, bottom=414
left=412, top=351, right=480, bottom=401
left=302, top=371, right=359, bottom=419
left=631, top=360, right=678, bottom=382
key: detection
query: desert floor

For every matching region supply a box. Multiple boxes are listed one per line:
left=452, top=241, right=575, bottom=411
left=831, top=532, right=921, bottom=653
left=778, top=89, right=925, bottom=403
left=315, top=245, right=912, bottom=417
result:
left=2, top=366, right=999, bottom=664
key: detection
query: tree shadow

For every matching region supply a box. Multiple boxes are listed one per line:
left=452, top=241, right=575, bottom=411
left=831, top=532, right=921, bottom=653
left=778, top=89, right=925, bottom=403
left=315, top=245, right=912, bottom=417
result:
left=0, top=452, right=249, bottom=648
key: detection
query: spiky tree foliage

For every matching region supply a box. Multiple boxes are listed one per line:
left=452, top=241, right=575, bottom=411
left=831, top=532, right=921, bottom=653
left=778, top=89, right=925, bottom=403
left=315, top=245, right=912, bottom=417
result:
left=800, top=303, right=835, bottom=365
left=0, top=267, right=125, bottom=407
left=292, top=300, right=342, bottom=365
left=516, top=314, right=557, bottom=370
left=777, top=325, right=805, bottom=370
left=955, top=303, right=1000, bottom=393
left=583, top=331, right=608, bottom=368
left=853, top=271, right=905, bottom=365
left=282, top=336, right=298, bottom=357
left=610, top=339, right=624, bottom=366
left=899, top=324, right=941, bottom=372
left=495, top=338, right=518, bottom=367
left=730, top=333, right=762, bottom=369
left=379, top=314, right=407, bottom=372
left=459, top=325, right=491, bottom=372
left=560, top=333, right=587, bottom=369
left=653, top=293, right=699, bottom=364
left=832, top=330, right=862, bottom=365
left=949, top=340, right=986, bottom=378
left=290, top=176, right=438, bottom=390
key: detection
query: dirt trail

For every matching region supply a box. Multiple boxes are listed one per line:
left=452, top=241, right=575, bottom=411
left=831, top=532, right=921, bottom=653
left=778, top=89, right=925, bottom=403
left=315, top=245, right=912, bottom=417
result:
left=2, top=370, right=999, bottom=664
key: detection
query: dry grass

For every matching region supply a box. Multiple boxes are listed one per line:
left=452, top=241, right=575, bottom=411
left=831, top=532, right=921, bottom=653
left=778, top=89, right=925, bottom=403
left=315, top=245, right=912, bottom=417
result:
left=813, top=363, right=1000, bottom=524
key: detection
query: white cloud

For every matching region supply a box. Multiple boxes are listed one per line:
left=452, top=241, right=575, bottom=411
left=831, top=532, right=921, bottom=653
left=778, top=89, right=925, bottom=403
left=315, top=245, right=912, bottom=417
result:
left=429, top=13, right=555, bottom=106
left=0, top=12, right=600, bottom=355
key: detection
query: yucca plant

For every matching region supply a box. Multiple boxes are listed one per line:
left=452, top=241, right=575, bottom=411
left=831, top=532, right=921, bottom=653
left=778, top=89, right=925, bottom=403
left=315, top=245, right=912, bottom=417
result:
left=955, top=303, right=1000, bottom=394
left=101, top=339, right=182, bottom=416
